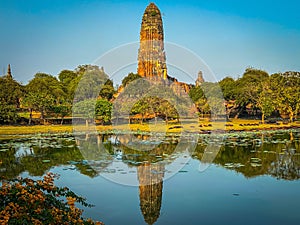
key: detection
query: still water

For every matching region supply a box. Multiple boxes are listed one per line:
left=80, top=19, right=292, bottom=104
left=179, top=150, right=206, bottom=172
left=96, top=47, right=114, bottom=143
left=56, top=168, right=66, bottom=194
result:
left=0, top=130, right=299, bottom=225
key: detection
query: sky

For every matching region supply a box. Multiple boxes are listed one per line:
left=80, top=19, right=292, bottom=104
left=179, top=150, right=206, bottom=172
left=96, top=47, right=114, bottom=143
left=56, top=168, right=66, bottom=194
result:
left=1, top=0, right=300, bottom=84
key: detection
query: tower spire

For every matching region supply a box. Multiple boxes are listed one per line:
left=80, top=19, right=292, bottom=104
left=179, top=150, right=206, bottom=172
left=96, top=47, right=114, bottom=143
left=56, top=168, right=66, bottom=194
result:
left=137, top=3, right=167, bottom=80
left=6, top=64, right=12, bottom=79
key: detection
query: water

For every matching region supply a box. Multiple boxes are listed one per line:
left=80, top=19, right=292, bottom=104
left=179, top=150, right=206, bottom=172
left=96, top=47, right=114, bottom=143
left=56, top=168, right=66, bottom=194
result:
left=0, top=130, right=300, bottom=225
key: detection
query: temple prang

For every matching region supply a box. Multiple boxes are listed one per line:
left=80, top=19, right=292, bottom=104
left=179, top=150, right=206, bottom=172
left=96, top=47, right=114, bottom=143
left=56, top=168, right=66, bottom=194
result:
left=196, top=71, right=204, bottom=86
left=137, top=3, right=167, bottom=81
left=2, top=64, right=13, bottom=79
left=136, top=3, right=198, bottom=94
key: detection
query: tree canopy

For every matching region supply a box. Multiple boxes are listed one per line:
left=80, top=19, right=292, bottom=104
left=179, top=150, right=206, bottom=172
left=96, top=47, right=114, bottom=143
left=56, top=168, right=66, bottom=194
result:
left=1, top=65, right=300, bottom=125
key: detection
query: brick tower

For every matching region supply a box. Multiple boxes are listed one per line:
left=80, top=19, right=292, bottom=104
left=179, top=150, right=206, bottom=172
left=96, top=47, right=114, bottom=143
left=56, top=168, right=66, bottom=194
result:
left=137, top=3, right=167, bottom=80
left=6, top=64, right=12, bottom=79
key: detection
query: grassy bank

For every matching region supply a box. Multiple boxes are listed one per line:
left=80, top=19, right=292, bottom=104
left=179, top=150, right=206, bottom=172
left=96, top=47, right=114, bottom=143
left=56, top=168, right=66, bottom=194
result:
left=0, top=125, right=73, bottom=136
left=1, top=119, right=300, bottom=137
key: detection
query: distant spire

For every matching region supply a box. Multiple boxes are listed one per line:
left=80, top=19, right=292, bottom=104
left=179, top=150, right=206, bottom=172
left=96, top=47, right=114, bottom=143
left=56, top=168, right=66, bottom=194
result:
left=196, top=71, right=204, bottom=86
left=6, top=64, right=12, bottom=79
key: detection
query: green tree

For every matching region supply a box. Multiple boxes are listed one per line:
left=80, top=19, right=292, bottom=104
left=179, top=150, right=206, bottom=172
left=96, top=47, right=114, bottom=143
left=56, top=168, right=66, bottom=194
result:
left=50, top=104, right=72, bottom=124
left=147, top=97, right=163, bottom=124
left=189, top=86, right=204, bottom=103
left=58, top=69, right=79, bottom=103
left=219, top=77, right=236, bottom=101
left=74, top=66, right=108, bottom=101
left=58, top=69, right=78, bottom=83
left=218, top=77, right=239, bottom=119
left=188, top=85, right=211, bottom=117
left=207, top=96, right=226, bottom=119
left=271, top=73, right=300, bottom=122
left=22, top=92, right=51, bottom=125
left=99, top=79, right=116, bottom=100
left=121, top=73, right=141, bottom=87
left=131, top=98, right=150, bottom=124
left=0, top=104, right=18, bottom=124
left=158, top=99, right=179, bottom=123
left=256, top=79, right=275, bottom=123
left=201, top=82, right=225, bottom=119
left=0, top=76, right=23, bottom=123
left=234, top=68, right=269, bottom=118
left=73, top=99, right=96, bottom=127
left=24, top=73, right=65, bottom=123
left=75, top=64, right=102, bottom=76
left=95, top=99, right=112, bottom=125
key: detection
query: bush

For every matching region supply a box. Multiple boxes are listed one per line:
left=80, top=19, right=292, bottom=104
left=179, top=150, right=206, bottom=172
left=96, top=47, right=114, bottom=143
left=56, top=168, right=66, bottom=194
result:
left=0, top=172, right=103, bottom=225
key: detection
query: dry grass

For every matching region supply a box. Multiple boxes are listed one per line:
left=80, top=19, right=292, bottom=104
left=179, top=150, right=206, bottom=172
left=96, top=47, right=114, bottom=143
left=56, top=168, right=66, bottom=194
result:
left=0, top=119, right=299, bottom=136
left=0, top=125, right=73, bottom=136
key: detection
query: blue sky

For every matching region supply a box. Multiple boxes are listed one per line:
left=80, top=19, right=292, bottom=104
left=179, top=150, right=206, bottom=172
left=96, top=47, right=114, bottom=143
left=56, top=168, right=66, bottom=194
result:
left=1, top=0, right=300, bottom=84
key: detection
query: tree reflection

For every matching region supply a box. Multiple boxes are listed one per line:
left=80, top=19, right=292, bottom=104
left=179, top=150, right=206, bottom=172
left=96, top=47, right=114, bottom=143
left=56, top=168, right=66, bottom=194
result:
left=192, top=131, right=300, bottom=180
left=269, top=142, right=300, bottom=180
left=1, top=131, right=300, bottom=225
left=0, top=136, right=97, bottom=179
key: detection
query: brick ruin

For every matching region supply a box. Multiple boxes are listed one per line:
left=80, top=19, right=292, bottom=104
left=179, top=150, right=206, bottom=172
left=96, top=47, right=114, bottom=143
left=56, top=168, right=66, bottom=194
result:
left=137, top=3, right=167, bottom=81
left=137, top=3, right=203, bottom=94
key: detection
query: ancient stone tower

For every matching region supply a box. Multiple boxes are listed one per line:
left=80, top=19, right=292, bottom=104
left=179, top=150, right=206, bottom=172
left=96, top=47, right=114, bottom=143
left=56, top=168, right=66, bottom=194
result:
left=195, top=71, right=204, bottom=86
left=6, top=64, right=12, bottom=79
left=137, top=3, right=167, bottom=80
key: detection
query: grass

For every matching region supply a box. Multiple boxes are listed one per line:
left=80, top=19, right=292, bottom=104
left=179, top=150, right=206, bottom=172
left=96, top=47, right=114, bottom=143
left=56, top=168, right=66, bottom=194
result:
left=0, top=125, right=73, bottom=136
left=1, top=119, right=299, bottom=137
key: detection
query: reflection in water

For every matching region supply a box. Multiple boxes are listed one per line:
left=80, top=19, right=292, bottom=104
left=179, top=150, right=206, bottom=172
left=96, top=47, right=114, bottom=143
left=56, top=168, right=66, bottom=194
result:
left=269, top=142, right=300, bottom=180
left=138, top=163, right=164, bottom=225
left=1, top=130, right=300, bottom=224
left=197, top=130, right=300, bottom=180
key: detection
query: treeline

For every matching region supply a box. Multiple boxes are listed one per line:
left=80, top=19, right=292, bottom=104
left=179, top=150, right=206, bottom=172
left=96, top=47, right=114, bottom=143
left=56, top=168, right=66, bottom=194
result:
left=1, top=66, right=300, bottom=125
left=0, top=65, right=116, bottom=124
left=189, top=68, right=300, bottom=122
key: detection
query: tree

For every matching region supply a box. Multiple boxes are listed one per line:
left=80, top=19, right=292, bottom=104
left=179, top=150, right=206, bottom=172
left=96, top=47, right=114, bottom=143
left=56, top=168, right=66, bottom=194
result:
left=24, top=73, right=65, bottom=123
left=50, top=104, right=72, bottom=125
left=73, top=99, right=96, bottom=127
left=234, top=68, right=269, bottom=118
left=58, top=70, right=79, bottom=103
left=0, top=76, right=23, bottom=124
left=74, top=66, right=108, bottom=101
left=158, top=99, right=179, bottom=124
left=147, top=97, right=162, bottom=124
left=99, top=79, right=116, bottom=100
left=58, top=69, right=78, bottom=83
left=0, top=104, right=18, bottom=124
left=256, top=79, right=275, bottom=123
left=188, top=85, right=209, bottom=117
left=75, top=64, right=102, bottom=76
left=207, top=96, right=226, bottom=119
left=95, top=99, right=112, bottom=125
left=189, top=86, right=204, bottom=103
left=200, top=82, right=225, bottom=119
left=196, top=98, right=210, bottom=118
left=219, top=77, right=236, bottom=101
left=131, top=98, right=150, bottom=124
left=271, top=73, right=300, bottom=122
left=121, top=73, right=141, bottom=87
left=0, top=173, right=103, bottom=224
left=22, top=92, right=51, bottom=125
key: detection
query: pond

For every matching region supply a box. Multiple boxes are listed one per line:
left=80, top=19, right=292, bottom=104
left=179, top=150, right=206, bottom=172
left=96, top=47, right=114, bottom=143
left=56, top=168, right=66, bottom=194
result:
left=0, top=130, right=300, bottom=225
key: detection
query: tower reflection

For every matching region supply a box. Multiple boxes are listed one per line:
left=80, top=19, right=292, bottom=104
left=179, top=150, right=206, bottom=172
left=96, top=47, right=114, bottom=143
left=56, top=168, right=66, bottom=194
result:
left=138, top=163, right=164, bottom=225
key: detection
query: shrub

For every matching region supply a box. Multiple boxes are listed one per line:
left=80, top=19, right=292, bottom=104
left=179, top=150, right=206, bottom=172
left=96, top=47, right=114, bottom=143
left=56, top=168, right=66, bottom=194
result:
left=0, top=172, right=103, bottom=225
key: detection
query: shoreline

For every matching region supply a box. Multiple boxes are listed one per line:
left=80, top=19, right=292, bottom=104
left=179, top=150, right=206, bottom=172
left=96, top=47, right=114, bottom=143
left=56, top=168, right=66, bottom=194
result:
left=0, top=119, right=300, bottom=139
